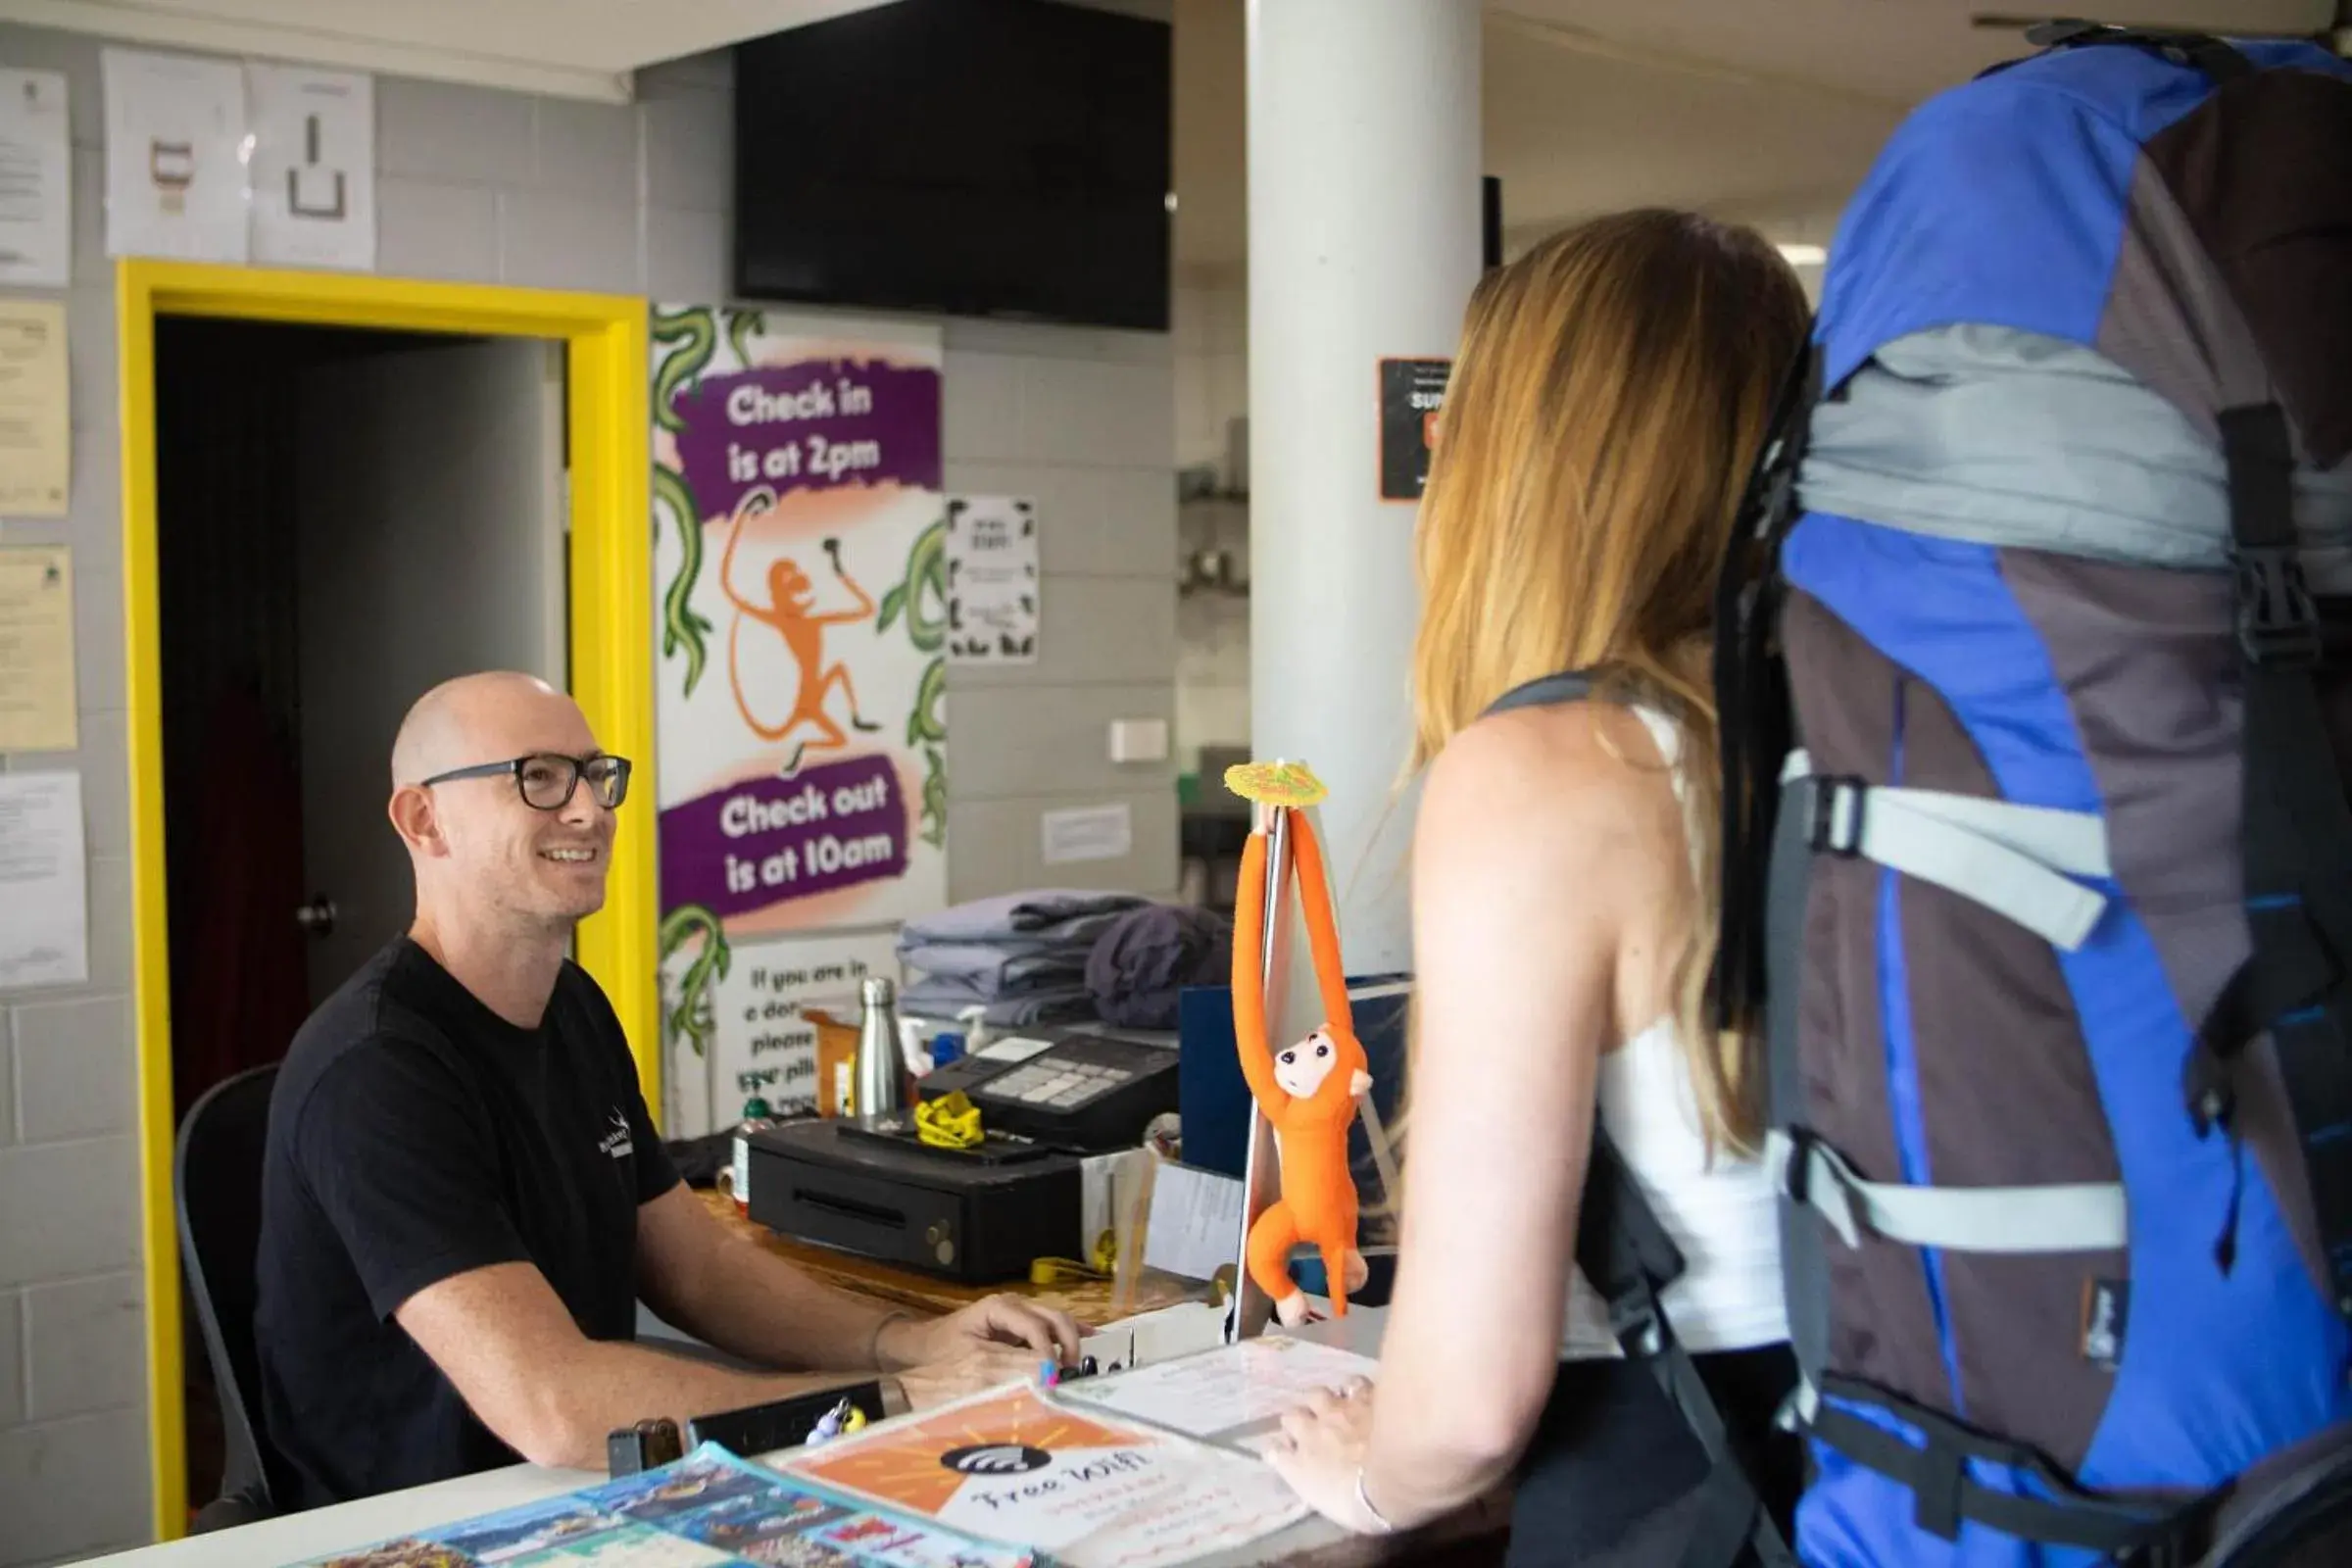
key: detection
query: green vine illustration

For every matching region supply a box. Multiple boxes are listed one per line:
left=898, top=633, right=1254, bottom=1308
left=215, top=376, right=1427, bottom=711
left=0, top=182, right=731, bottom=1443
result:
left=659, top=905, right=731, bottom=1059
left=876, top=516, right=950, bottom=654
left=908, top=657, right=948, bottom=846
left=652, top=464, right=713, bottom=697
left=727, top=310, right=765, bottom=370
left=920, top=743, right=948, bottom=849
left=651, top=306, right=717, bottom=432
left=874, top=515, right=954, bottom=849
left=906, top=656, right=947, bottom=749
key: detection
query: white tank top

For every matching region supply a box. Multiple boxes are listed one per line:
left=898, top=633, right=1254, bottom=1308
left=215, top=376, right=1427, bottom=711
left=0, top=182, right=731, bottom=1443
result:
left=1559, top=706, right=1787, bottom=1358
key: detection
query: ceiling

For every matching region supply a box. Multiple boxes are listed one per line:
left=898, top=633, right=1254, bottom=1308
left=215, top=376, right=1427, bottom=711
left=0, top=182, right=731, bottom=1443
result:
left=1176, top=0, right=2335, bottom=271
left=0, top=0, right=898, bottom=100
left=7, top=0, right=2332, bottom=261
left=1493, top=0, right=2332, bottom=107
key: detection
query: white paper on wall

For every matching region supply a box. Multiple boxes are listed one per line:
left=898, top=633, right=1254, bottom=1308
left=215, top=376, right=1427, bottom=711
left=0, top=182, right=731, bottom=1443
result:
left=103, top=48, right=249, bottom=264
left=0, top=770, right=87, bottom=991
left=247, top=64, right=375, bottom=270
left=0, top=71, right=73, bottom=287
left=944, top=495, right=1039, bottom=663
left=1042, top=802, right=1133, bottom=865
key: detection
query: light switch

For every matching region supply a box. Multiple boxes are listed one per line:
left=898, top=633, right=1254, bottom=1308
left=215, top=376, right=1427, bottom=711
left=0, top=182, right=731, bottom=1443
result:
left=1108, top=718, right=1169, bottom=763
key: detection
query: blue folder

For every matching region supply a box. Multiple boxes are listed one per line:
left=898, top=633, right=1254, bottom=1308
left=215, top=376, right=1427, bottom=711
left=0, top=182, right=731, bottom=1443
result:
left=1177, top=975, right=1409, bottom=1187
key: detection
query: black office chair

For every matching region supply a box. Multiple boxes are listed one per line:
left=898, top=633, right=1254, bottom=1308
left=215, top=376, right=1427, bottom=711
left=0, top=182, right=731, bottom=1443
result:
left=175, top=1063, right=282, bottom=1532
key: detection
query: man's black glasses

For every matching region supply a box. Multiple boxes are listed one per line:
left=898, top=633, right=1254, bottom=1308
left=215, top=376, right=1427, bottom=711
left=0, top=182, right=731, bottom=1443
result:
left=420, top=754, right=632, bottom=811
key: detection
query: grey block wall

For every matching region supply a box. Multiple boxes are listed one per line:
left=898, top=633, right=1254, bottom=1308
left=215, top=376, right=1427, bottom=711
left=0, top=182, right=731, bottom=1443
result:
left=0, top=25, right=1174, bottom=1561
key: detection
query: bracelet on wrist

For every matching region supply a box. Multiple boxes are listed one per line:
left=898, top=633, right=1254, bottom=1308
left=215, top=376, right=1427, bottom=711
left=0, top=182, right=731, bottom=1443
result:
left=867, top=1309, right=915, bottom=1372
left=1354, top=1465, right=1396, bottom=1535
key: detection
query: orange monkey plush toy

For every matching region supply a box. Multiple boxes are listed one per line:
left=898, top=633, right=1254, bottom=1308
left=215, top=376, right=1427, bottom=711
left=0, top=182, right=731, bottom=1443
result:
left=1229, top=766, right=1372, bottom=1326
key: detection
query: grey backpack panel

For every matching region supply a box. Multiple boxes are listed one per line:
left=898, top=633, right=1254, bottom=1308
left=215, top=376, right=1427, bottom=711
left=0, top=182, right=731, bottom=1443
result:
left=1800, top=325, right=2352, bottom=587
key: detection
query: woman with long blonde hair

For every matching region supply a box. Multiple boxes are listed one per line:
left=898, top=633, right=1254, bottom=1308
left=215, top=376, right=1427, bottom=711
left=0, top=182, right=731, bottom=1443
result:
left=1263, top=211, right=1811, bottom=1564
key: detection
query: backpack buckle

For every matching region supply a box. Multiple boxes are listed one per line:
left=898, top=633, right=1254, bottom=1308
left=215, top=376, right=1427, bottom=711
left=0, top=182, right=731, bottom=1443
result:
left=1809, top=776, right=1868, bottom=858
left=1607, top=1291, right=1669, bottom=1358
left=2233, top=545, right=2322, bottom=667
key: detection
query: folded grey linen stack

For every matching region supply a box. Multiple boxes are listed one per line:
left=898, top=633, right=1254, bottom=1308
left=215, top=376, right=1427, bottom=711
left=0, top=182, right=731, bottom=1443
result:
left=898, top=889, right=1149, bottom=1027
left=897, top=976, right=1100, bottom=1027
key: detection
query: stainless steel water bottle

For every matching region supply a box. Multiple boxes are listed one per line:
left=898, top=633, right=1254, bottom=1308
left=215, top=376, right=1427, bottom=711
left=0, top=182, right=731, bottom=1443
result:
left=853, top=976, right=907, bottom=1117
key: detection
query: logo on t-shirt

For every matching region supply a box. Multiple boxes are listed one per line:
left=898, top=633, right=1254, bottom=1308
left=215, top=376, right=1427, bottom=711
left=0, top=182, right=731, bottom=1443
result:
left=600, top=1108, right=634, bottom=1161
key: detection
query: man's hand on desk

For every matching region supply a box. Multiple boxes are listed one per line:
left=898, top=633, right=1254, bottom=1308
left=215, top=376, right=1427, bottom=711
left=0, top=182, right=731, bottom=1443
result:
left=874, top=1297, right=1082, bottom=1412
left=891, top=1343, right=1060, bottom=1409
left=879, top=1295, right=1084, bottom=1375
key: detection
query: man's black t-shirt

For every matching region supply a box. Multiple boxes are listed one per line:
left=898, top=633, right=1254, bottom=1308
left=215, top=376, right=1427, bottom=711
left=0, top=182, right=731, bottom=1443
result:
left=255, top=938, right=679, bottom=1509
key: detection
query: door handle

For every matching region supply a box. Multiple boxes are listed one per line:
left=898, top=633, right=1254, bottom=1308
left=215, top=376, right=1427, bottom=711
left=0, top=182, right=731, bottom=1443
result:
left=294, top=896, right=337, bottom=936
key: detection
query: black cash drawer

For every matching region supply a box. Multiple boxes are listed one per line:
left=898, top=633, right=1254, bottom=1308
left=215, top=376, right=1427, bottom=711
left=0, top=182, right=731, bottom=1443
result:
left=745, top=1117, right=1083, bottom=1284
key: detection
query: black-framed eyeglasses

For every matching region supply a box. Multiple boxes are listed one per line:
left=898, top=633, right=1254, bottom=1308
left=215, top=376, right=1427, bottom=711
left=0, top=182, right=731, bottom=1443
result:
left=420, top=753, right=632, bottom=811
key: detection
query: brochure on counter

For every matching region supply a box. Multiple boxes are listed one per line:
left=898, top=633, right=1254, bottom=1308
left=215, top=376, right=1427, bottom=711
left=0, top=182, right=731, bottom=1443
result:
left=291, top=1443, right=1038, bottom=1568
left=290, top=1336, right=1382, bottom=1568
left=778, top=1385, right=1307, bottom=1568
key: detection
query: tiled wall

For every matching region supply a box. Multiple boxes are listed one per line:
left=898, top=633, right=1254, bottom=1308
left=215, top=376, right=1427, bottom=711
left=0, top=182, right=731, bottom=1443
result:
left=0, top=23, right=1174, bottom=1560
left=939, top=315, right=1179, bottom=899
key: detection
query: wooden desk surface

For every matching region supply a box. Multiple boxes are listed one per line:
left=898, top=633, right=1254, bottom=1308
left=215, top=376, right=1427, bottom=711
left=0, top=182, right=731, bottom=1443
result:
left=699, top=1189, right=1209, bottom=1327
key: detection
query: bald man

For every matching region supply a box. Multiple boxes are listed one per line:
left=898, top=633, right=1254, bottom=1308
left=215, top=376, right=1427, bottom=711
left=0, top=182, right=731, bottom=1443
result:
left=253, top=673, right=1078, bottom=1511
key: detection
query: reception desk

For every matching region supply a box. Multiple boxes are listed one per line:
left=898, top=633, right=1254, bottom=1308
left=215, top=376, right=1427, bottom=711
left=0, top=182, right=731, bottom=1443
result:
left=84, top=1311, right=1506, bottom=1568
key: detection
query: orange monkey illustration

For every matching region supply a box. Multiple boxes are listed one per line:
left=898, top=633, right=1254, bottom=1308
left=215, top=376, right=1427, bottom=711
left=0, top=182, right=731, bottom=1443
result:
left=721, top=487, right=883, bottom=773
left=1232, top=804, right=1373, bottom=1325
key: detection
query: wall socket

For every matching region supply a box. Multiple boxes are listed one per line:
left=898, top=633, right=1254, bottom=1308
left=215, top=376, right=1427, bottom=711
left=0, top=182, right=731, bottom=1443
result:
left=1108, top=718, right=1170, bottom=764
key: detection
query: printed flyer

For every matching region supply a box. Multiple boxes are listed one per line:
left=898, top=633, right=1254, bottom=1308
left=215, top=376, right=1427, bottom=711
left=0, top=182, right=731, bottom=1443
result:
left=943, top=496, right=1038, bottom=664
left=295, top=1444, right=1036, bottom=1568
left=780, top=1386, right=1307, bottom=1568
left=653, top=306, right=951, bottom=1134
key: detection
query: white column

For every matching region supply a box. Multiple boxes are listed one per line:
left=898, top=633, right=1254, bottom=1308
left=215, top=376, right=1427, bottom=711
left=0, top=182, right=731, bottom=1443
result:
left=1246, top=0, right=1483, bottom=977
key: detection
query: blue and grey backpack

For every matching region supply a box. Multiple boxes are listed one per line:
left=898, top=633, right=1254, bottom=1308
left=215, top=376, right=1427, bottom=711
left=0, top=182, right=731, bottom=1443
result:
left=1713, top=22, right=2352, bottom=1567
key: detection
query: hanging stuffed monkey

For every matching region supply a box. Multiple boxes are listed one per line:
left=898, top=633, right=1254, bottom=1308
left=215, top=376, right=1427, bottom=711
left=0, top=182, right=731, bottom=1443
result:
left=1227, top=761, right=1372, bottom=1325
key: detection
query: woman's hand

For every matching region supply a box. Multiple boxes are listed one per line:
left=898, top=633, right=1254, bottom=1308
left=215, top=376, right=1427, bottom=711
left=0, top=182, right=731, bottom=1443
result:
left=1263, top=1380, right=1395, bottom=1535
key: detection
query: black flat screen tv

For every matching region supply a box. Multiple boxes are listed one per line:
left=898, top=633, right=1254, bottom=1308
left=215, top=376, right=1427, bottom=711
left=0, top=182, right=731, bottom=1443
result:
left=732, top=0, right=1172, bottom=331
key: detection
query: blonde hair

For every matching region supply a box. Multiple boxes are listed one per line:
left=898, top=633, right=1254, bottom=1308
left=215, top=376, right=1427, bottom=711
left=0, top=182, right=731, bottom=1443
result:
left=1407, top=209, right=1809, bottom=1154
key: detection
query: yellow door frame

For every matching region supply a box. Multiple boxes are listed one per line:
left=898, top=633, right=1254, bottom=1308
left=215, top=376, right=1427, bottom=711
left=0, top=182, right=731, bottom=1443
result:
left=117, top=260, right=657, bottom=1542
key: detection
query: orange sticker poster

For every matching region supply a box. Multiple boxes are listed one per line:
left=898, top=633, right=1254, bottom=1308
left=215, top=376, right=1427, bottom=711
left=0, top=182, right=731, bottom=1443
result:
left=778, top=1386, right=1306, bottom=1568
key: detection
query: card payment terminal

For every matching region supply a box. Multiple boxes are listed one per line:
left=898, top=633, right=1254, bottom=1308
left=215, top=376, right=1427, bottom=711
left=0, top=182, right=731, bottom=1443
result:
left=916, top=1027, right=1178, bottom=1153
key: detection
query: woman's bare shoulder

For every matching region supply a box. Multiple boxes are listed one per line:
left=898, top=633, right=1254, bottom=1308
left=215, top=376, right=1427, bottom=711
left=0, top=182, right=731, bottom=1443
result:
left=1413, top=704, right=1679, bottom=942
left=1423, top=699, right=1673, bottom=839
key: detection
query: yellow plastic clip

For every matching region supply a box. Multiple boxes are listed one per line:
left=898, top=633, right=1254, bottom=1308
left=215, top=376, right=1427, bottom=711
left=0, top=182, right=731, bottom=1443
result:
left=914, top=1090, right=985, bottom=1150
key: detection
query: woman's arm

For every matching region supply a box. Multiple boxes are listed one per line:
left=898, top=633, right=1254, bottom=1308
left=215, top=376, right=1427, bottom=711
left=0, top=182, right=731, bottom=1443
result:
left=1356, top=708, right=1649, bottom=1526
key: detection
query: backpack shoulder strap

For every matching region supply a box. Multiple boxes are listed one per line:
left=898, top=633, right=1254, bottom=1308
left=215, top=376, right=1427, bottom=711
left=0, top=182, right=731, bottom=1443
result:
left=2193, top=402, right=2352, bottom=1317
left=1482, top=669, right=1599, bottom=717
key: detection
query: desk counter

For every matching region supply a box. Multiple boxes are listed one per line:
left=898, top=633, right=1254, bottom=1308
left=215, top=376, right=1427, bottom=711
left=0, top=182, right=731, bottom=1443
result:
left=83, top=1312, right=1507, bottom=1568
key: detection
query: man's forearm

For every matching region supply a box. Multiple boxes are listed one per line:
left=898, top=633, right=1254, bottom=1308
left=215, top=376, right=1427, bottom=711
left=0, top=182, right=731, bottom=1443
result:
left=654, top=1229, right=915, bottom=1374
left=522, top=1336, right=882, bottom=1471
